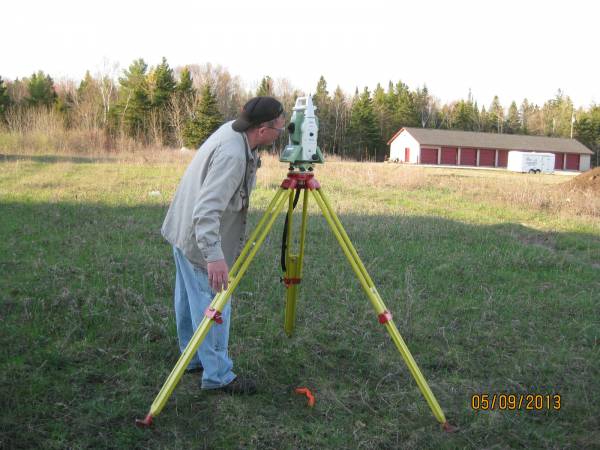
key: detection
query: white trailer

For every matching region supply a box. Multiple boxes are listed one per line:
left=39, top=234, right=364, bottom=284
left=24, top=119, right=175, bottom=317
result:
left=507, top=151, right=555, bottom=174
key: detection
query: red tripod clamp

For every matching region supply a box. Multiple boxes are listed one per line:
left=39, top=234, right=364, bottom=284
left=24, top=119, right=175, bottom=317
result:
left=204, top=307, right=223, bottom=324
left=282, top=277, right=301, bottom=287
left=280, top=172, right=321, bottom=190
left=378, top=310, right=393, bottom=324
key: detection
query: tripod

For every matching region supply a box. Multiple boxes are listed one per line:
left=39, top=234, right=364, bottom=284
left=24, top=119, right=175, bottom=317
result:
left=137, top=168, right=454, bottom=432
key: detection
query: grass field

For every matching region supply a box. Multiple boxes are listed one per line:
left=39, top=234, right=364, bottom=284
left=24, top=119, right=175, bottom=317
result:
left=1, top=152, right=599, bottom=449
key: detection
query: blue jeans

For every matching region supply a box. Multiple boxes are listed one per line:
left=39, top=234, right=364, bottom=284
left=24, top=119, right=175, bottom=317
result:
left=173, top=246, right=236, bottom=389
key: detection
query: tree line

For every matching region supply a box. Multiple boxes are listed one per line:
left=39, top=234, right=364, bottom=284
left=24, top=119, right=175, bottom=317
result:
left=0, top=57, right=599, bottom=165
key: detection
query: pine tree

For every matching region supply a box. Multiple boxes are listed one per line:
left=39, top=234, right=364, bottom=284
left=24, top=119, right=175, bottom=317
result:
left=574, top=105, right=600, bottom=166
left=256, top=76, right=273, bottom=96
left=519, top=99, right=534, bottom=134
left=78, top=71, right=95, bottom=97
left=183, top=84, right=224, bottom=148
left=147, top=57, right=176, bottom=144
left=391, top=80, right=418, bottom=130
left=504, top=101, right=520, bottom=134
left=414, top=85, right=436, bottom=128
left=116, top=58, right=151, bottom=139
left=313, top=76, right=332, bottom=152
left=331, top=86, right=348, bottom=156
left=0, top=76, right=10, bottom=121
left=488, top=96, right=504, bottom=133
left=453, top=100, right=476, bottom=131
left=346, top=87, right=382, bottom=160
left=148, top=57, right=176, bottom=108
left=170, top=66, right=196, bottom=148
left=177, top=66, right=194, bottom=98
left=75, top=71, right=102, bottom=130
left=26, top=71, right=57, bottom=107
left=542, top=90, right=574, bottom=137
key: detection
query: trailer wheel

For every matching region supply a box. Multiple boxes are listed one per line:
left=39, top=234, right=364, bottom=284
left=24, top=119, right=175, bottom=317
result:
left=535, top=169, right=541, bottom=174
left=528, top=169, right=536, bottom=174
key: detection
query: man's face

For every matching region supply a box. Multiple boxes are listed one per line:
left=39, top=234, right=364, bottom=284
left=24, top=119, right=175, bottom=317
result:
left=257, top=115, right=286, bottom=146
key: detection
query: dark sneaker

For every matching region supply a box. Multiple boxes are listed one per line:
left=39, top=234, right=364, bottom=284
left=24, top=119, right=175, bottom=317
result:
left=185, top=366, right=204, bottom=374
left=216, top=376, right=257, bottom=395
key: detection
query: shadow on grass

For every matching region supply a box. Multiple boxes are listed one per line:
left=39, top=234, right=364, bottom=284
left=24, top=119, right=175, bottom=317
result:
left=1, top=200, right=599, bottom=449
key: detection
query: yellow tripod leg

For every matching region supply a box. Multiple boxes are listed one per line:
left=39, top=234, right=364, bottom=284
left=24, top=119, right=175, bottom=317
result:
left=283, top=189, right=309, bottom=336
left=283, top=254, right=298, bottom=336
left=310, top=188, right=449, bottom=428
left=136, top=188, right=289, bottom=427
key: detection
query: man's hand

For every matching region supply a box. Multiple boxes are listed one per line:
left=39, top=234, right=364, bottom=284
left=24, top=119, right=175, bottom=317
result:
left=207, top=259, right=229, bottom=292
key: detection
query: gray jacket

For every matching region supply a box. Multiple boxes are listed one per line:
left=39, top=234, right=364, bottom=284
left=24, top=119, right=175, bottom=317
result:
left=161, top=121, right=259, bottom=269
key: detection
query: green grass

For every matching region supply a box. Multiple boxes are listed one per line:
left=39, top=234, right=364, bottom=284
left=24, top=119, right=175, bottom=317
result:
left=1, top=154, right=599, bottom=449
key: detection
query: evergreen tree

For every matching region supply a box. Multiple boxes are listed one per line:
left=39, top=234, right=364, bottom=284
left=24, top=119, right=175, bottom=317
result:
left=346, top=87, right=382, bottom=160
left=26, top=71, right=57, bottom=107
left=148, top=57, right=176, bottom=108
left=413, top=85, right=436, bottom=128
left=479, top=106, right=489, bottom=132
left=453, top=100, right=476, bottom=131
left=55, top=88, right=76, bottom=128
left=488, top=96, right=504, bottom=133
left=0, top=76, right=10, bottom=121
left=116, top=58, right=151, bottom=139
left=78, top=71, right=95, bottom=97
left=504, top=101, right=520, bottom=134
left=472, top=101, right=481, bottom=131
left=331, top=85, right=348, bottom=156
left=177, top=66, right=194, bottom=98
left=575, top=105, right=600, bottom=167
left=373, top=82, right=394, bottom=143
left=391, top=80, right=418, bottom=130
left=256, top=76, right=273, bottom=96
left=147, top=57, right=176, bottom=144
left=75, top=71, right=102, bottom=130
left=519, top=99, right=535, bottom=134
left=168, top=66, right=196, bottom=147
left=313, top=76, right=332, bottom=153
left=183, top=84, right=224, bottom=148
left=542, top=90, right=573, bottom=137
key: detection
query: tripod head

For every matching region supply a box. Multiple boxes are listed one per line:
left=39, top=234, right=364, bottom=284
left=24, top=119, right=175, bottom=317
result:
left=280, top=95, right=324, bottom=171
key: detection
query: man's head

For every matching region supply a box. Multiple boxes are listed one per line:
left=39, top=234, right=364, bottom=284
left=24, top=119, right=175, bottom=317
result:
left=233, top=96, right=286, bottom=147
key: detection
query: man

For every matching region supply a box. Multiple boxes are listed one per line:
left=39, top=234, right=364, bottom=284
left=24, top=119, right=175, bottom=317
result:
left=161, top=96, right=285, bottom=394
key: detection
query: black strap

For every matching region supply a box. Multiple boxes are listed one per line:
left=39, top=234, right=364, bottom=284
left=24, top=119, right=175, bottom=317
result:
left=281, top=189, right=301, bottom=272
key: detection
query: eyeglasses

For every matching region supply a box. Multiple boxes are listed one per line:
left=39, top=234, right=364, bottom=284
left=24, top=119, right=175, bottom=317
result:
left=264, top=126, right=285, bottom=135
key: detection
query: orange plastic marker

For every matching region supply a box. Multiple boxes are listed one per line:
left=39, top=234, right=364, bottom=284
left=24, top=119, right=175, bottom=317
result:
left=295, top=387, right=315, bottom=407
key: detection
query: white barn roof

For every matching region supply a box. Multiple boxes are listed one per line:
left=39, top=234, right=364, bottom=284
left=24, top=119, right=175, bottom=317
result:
left=388, top=128, right=593, bottom=155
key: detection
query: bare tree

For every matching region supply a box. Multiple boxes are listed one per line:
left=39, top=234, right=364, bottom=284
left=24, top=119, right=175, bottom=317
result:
left=96, top=58, right=119, bottom=127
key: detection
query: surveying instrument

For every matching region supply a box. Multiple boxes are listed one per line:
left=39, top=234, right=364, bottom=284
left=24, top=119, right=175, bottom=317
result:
left=137, top=96, right=455, bottom=432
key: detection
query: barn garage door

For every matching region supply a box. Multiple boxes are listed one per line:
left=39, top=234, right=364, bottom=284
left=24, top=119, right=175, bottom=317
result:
left=421, top=148, right=438, bottom=164
left=497, top=150, right=508, bottom=167
left=479, top=149, right=495, bottom=166
left=554, top=153, right=564, bottom=170
left=441, top=147, right=458, bottom=165
left=460, top=148, right=476, bottom=165
left=565, top=154, right=580, bottom=170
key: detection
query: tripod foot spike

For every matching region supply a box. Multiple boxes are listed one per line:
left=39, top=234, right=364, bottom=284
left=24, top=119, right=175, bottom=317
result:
left=442, top=421, right=458, bottom=433
left=135, top=413, right=154, bottom=428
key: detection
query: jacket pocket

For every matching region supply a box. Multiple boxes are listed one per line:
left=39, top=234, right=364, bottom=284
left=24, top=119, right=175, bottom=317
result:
left=225, top=189, right=245, bottom=212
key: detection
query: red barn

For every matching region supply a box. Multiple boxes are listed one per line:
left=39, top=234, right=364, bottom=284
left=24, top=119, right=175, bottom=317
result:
left=388, top=128, right=593, bottom=172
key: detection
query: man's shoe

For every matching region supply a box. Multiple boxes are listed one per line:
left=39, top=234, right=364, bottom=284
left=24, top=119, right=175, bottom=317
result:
left=215, top=376, right=257, bottom=395
left=185, top=366, right=204, bottom=374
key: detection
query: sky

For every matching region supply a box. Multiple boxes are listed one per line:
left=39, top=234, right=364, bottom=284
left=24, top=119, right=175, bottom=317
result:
left=2, top=0, right=598, bottom=109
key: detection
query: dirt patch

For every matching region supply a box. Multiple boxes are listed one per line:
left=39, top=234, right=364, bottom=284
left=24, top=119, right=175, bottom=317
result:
left=564, top=167, right=600, bottom=192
